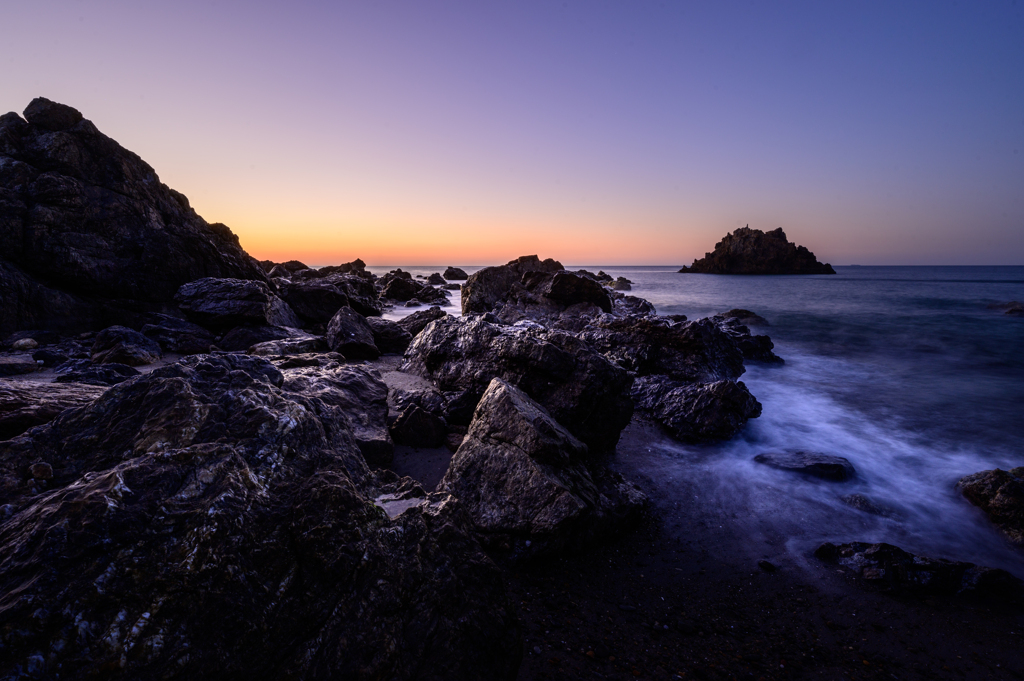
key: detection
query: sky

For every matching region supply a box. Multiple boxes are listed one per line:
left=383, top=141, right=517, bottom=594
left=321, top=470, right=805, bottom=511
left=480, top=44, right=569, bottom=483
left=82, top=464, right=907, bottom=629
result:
left=3, top=0, right=1023, bottom=265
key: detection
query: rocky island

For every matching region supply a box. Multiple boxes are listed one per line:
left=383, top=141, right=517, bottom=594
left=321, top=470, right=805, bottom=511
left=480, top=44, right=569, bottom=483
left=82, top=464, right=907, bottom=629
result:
left=1, top=100, right=1021, bottom=680
left=679, top=225, right=836, bottom=274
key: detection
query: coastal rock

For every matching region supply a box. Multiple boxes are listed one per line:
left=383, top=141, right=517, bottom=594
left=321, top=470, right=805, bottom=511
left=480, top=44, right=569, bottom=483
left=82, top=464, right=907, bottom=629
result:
left=402, top=315, right=633, bottom=452
left=390, top=404, right=447, bottom=448
left=607, top=277, right=631, bottom=291
left=632, top=375, right=762, bottom=442
left=326, top=307, right=380, bottom=360
left=141, top=314, right=216, bottom=354
left=461, top=255, right=563, bottom=314
left=11, top=338, right=37, bottom=350
left=521, top=270, right=613, bottom=313
left=0, top=382, right=106, bottom=441
left=611, top=293, right=656, bottom=317
left=90, top=325, right=162, bottom=366
left=0, top=356, right=39, bottom=377
left=444, top=266, right=469, bottom=280
left=719, top=308, right=769, bottom=326
left=278, top=280, right=350, bottom=325
left=305, top=259, right=368, bottom=279
left=711, top=315, right=783, bottom=363
left=381, top=276, right=422, bottom=302
left=679, top=226, right=836, bottom=275
left=175, top=278, right=301, bottom=330
left=957, top=468, right=1024, bottom=547
left=248, top=335, right=329, bottom=356
left=0, top=354, right=521, bottom=679
left=754, top=451, right=856, bottom=481
left=366, top=317, right=413, bottom=354
left=52, top=360, right=140, bottom=386
left=427, top=272, right=445, bottom=285
left=322, top=273, right=382, bottom=317
left=5, top=330, right=61, bottom=348
left=815, top=542, right=1021, bottom=598
left=0, top=99, right=267, bottom=334
left=397, top=306, right=448, bottom=337
left=440, top=378, right=646, bottom=555
left=216, top=325, right=309, bottom=353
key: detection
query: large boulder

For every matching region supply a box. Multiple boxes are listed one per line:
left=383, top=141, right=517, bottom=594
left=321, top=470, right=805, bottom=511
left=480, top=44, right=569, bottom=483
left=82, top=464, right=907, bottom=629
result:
left=710, top=315, right=783, bottom=363
left=141, top=314, right=216, bottom=354
left=402, top=316, right=633, bottom=452
left=0, top=354, right=522, bottom=680
left=0, top=99, right=268, bottom=335
left=366, top=316, right=413, bottom=354
left=461, top=255, right=563, bottom=314
left=52, top=360, right=140, bottom=386
left=90, top=325, right=162, bottom=366
left=0, top=382, right=106, bottom=441
left=397, top=306, right=448, bottom=337
left=440, top=379, right=646, bottom=556
left=278, top=280, right=350, bottom=325
left=679, top=226, right=835, bottom=274
left=216, top=325, right=311, bottom=353
left=326, top=307, right=380, bottom=360
left=632, top=375, right=762, bottom=442
left=443, top=267, right=469, bottom=281
left=322, top=273, right=382, bottom=317
left=957, top=468, right=1024, bottom=547
left=175, top=278, right=300, bottom=330
left=521, top=270, right=613, bottom=313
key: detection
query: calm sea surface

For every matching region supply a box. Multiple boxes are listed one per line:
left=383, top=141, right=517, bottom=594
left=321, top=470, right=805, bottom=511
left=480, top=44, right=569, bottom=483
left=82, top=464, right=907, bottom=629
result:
left=374, top=265, right=1024, bottom=574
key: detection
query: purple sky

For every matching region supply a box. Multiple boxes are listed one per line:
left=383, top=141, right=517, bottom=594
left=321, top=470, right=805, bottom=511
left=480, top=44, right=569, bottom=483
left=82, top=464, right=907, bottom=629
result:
left=5, top=1, right=1023, bottom=265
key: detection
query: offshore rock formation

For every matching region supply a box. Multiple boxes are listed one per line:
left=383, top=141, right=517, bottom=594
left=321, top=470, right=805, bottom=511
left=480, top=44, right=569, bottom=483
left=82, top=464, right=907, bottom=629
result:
left=0, top=98, right=267, bottom=334
left=679, top=226, right=835, bottom=275
left=0, top=354, right=521, bottom=680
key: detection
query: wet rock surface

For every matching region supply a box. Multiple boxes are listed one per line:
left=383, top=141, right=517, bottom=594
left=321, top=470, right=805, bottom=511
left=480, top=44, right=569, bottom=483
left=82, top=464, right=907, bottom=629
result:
left=461, top=255, right=564, bottom=314
left=679, top=226, right=836, bottom=275
left=366, top=316, right=413, bottom=354
left=325, top=307, right=380, bottom=360
left=754, top=451, right=857, bottom=481
left=90, top=325, right=162, bottom=366
left=0, top=381, right=106, bottom=441
left=958, top=468, right=1024, bottom=547
left=632, top=376, right=762, bottom=443
left=397, top=306, right=448, bottom=337
left=52, top=360, right=141, bottom=386
left=175, top=278, right=301, bottom=331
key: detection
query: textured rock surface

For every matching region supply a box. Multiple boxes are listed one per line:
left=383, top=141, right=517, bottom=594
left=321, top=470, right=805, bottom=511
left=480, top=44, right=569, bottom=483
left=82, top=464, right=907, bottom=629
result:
left=52, top=360, right=140, bottom=386
left=175, top=278, right=300, bottom=331
left=461, top=255, right=563, bottom=314
left=0, top=99, right=267, bottom=334
left=632, top=375, right=762, bottom=442
left=679, top=226, right=835, bottom=275
left=390, top=404, right=447, bottom=448
left=443, top=267, right=469, bottom=280
left=366, top=316, right=413, bottom=354
left=0, top=356, right=39, bottom=377
left=440, top=379, right=646, bottom=556
left=216, top=325, right=309, bottom=352
left=141, top=314, right=215, bottom=354
left=815, top=542, right=1021, bottom=598
left=0, top=354, right=521, bottom=680
left=397, top=306, right=448, bottom=337
left=326, top=307, right=380, bottom=360
left=710, top=315, right=783, bottom=363
left=90, top=325, right=162, bottom=366
left=754, top=451, right=856, bottom=481
left=402, top=316, right=633, bottom=452
left=957, top=468, right=1024, bottom=547
left=0, top=381, right=106, bottom=441
left=278, top=280, right=350, bottom=325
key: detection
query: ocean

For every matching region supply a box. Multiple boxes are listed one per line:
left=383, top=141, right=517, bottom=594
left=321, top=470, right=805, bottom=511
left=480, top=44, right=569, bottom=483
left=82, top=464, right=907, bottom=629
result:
left=374, top=265, right=1024, bottom=576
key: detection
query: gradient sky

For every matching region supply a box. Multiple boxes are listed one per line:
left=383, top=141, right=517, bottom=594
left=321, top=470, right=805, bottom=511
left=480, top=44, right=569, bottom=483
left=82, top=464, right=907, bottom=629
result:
left=4, top=1, right=1023, bottom=265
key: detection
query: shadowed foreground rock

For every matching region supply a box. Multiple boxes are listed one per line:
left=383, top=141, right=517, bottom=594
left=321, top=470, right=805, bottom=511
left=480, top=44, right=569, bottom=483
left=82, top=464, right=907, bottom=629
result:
left=0, top=354, right=521, bottom=680
left=632, top=376, right=762, bottom=443
left=957, top=467, right=1024, bottom=547
left=175, top=278, right=300, bottom=330
left=679, top=226, right=835, bottom=275
left=441, top=379, right=646, bottom=557
left=0, top=381, right=106, bottom=441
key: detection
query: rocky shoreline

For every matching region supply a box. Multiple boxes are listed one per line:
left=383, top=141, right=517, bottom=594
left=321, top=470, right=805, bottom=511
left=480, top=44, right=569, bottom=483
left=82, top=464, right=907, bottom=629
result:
left=2, top=99, right=1023, bottom=679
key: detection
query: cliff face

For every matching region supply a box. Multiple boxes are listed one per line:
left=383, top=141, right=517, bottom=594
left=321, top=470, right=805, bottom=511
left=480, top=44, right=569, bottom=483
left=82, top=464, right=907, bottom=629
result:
left=0, top=98, right=268, bottom=333
left=679, top=226, right=835, bottom=275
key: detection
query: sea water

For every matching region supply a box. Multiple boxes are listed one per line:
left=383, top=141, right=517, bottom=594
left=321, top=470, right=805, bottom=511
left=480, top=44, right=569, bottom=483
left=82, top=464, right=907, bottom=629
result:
left=376, top=265, right=1024, bottom=575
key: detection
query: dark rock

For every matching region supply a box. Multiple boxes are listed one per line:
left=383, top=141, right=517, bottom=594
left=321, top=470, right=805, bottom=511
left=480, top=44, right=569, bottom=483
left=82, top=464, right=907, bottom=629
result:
left=427, top=272, right=445, bottom=285
left=268, top=264, right=291, bottom=279
left=608, top=277, right=631, bottom=291
left=12, top=338, right=36, bottom=350
left=841, top=494, right=901, bottom=519
left=611, top=294, right=656, bottom=317
left=758, top=560, right=777, bottom=573
left=719, top=309, right=769, bottom=326
left=754, top=451, right=855, bottom=481
left=32, top=348, right=68, bottom=367
left=391, top=405, right=448, bottom=448
left=521, top=271, right=613, bottom=313
left=5, top=329, right=60, bottom=347
left=816, top=542, right=1022, bottom=598
left=248, top=336, right=329, bottom=356
left=461, top=255, right=563, bottom=314
left=217, top=325, right=308, bottom=352
left=366, top=317, right=413, bottom=354
left=326, top=307, right=380, bottom=360
left=0, top=354, right=521, bottom=679
left=322, top=273, right=382, bottom=317
left=175, top=278, right=300, bottom=331
left=679, top=226, right=835, bottom=275
left=1, top=100, right=268, bottom=335
left=402, top=316, right=633, bottom=452
left=0, top=382, right=106, bottom=441
left=0, top=357, right=39, bottom=377
left=313, top=259, right=367, bottom=278
left=383, top=276, right=424, bottom=302
left=90, top=325, right=162, bottom=366
left=397, top=306, right=448, bottom=337
left=141, top=314, right=216, bottom=354
left=440, top=378, right=646, bottom=555
left=444, top=267, right=469, bottom=280
left=53, top=360, right=140, bottom=386
left=278, top=280, right=350, bottom=325
left=711, top=315, right=783, bottom=363
left=957, top=468, right=1024, bottom=547
left=414, top=285, right=450, bottom=306
left=632, top=375, right=762, bottom=442
left=442, top=283, right=461, bottom=290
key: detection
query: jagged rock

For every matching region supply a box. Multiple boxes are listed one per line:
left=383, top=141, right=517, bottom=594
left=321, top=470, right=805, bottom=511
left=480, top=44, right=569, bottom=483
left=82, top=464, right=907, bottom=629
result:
left=579, top=316, right=746, bottom=383
left=0, top=99, right=268, bottom=335
left=444, top=267, right=469, bottom=280
left=90, top=325, right=162, bottom=366
left=248, top=336, right=329, bottom=356
left=521, top=271, right=613, bottom=313
left=326, top=307, right=380, bottom=360
left=268, top=264, right=291, bottom=279
left=754, top=451, right=855, bottom=481
left=0, top=382, right=106, bottom=441
left=175, top=278, right=300, bottom=330
left=461, top=255, right=563, bottom=314
left=0, top=357, right=39, bottom=377
left=402, top=316, right=633, bottom=452
left=679, top=226, right=835, bottom=274
left=382, top=277, right=422, bottom=302
left=217, top=325, right=310, bottom=352
left=632, top=375, right=762, bottom=442
left=414, top=286, right=450, bottom=306
left=52, top=360, right=140, bottom=386
left=719, top=308, right=769, bottom=326
left=711, top=315, right=783, bottom=363
left=607, top=277, right=631, bottom=291
left=303, top=259, right=367, bottom=279
left=427, top=273, right=445, bottom=285
left=366, top=317, right=413, bottom=354
left=397, top=306, right=448, bottom=337
left=840, top=494, right=901, bottom=519
left=321, top=273, right=382, bottom=317
left=141, top=314, right=216, bottom=354
left=957, top=468, right=1024, bottom=547
left=0, top=354, right=521, bottom=679
left=440, top=379, right=646, bottom=556
left=390, top=405, right=447, bottom=448
left=278, top=280, right=350, bottom=325
left=815, top=542, right=1021, bottom=598
left=611, top=294, right=656, bottom=317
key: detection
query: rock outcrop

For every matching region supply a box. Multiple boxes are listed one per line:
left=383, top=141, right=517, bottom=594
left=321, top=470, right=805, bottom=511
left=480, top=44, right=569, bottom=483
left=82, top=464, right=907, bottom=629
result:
left=325, top=307, right=380, bottom=360
left=0, top=98, right=268, bottom=334
left=0, top=381, right=106, bottom=441
left=754, top=451, right=856, bottom=481
left=90, top=325, right=162, bottom=366
left=444, top=267, right=469, bottom=281
left=175, top=278, right=301, bottom=331
left=0, top=354, right=522, bottom=680
left=461, top=255, right=564, bottom=314
left=679, top=226, right=835, bottom=275
left=632, top=376, right=762, bottom=443
left=957, top=468, right=1024, bottom=547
